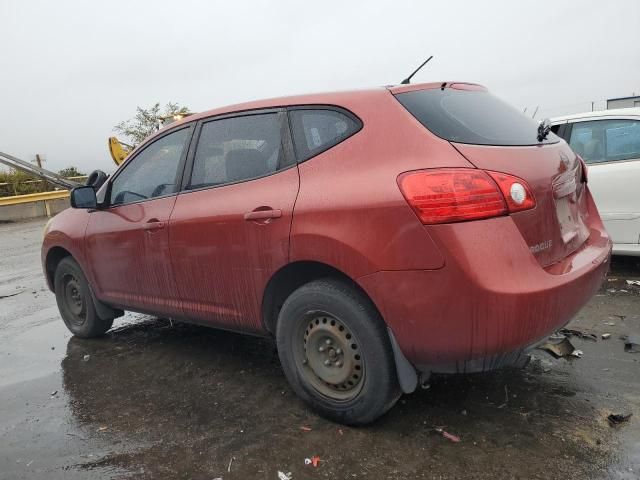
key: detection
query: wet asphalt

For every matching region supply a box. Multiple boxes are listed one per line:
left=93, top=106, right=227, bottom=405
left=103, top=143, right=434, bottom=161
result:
left=0, top=218, right=639, bottom=480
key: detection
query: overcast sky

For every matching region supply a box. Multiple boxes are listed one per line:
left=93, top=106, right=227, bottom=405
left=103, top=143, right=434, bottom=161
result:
left=1, top=0, right=639, bottom=174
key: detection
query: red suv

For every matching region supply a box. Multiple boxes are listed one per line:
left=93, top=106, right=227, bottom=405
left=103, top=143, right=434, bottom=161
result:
left=42, top=82, right=611, bottom=424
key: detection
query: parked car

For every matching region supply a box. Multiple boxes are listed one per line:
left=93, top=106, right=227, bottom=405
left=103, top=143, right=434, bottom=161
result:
left=551, top=108, right=640, bottom=256
left=42, top=83, right=611, bottom=424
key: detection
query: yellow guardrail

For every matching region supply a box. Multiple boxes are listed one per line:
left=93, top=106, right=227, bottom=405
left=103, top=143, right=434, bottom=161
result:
left=0, top=189, right=70, bottom=206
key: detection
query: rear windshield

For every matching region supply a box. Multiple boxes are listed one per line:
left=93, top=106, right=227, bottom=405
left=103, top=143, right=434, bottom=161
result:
left=395, top=88, right=559, bottom=146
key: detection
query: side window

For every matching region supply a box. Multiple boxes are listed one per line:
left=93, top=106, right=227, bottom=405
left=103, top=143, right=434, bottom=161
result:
left=189, top=113, right=284, bottom=189
left=569, top=119, right=640, bottom=164
left=110, top=128, right=190, bottom=206
left=289, top=108, right=361, bottom=162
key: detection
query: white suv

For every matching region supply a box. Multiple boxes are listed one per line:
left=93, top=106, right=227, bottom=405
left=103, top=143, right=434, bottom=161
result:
left=552, top=108, right=640, bottom=256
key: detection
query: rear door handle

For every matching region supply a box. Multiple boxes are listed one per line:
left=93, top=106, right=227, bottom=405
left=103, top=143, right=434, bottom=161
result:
left=143, top=220, right=166, bottom=231
left=243, top=209, right=282, bottom=221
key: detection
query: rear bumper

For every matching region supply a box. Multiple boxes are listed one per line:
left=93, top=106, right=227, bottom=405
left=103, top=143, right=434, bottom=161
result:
left=357, top=216, right=611, bottom=373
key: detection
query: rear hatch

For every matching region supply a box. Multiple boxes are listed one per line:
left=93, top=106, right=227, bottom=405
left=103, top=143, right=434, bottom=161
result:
left=394, top=84, right=591, bottom=267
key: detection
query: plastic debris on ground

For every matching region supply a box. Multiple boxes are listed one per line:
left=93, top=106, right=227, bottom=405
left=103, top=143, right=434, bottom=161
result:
left=626, top=280, right=640, bottom=286
left=300, top=426, right=312, bottom=432
left=570, top=349, right=584, bottom=358
left=278, top=471, right=292, bottom=480
left=608, top=413, right=633, bottom=427
left=602, top=333, right=611, bottom=340
left=538, top=336, right=576, bottom=358
left=434, top=427, right=461, bottom=443
left=304, top=456, right=321, bottom=467
left=559, top=328, right=598, bottom=342
left=622, top=334, right=640, bottom=353
left=83, top=355, right=91, bottom=362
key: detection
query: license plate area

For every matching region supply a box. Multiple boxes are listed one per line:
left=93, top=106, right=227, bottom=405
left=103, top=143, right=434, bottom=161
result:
left=555, top=194, right=580, bottom=244
left=553, top=171, right=589, bottom=247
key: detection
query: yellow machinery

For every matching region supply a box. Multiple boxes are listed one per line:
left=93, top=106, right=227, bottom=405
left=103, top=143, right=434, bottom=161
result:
left=107, top=113, right=194, bottom=166
left=108, top=137, right=132, bottom=166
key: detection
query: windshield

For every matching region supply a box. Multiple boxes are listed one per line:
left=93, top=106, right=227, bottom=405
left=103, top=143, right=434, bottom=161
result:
left=395, top=88, right=559, bottom=146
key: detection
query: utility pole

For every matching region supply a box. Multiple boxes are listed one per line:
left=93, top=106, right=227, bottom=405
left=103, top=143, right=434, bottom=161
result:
left=35, top=154, right=49, bottom=192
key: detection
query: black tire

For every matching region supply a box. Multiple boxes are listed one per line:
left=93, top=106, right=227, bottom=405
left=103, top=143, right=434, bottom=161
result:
left=54, top=257, right=113, bottom=338
left=276, top=278, right=401, bottom=425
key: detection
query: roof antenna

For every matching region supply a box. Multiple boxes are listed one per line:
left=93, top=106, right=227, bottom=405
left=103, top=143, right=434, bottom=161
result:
left=400, top=56, right=434, bottom=85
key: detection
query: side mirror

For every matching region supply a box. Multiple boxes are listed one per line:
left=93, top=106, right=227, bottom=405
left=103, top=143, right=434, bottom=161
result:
left=70, top=186, right=97, bottom=209
left=85, top=170, right=108, bottom=190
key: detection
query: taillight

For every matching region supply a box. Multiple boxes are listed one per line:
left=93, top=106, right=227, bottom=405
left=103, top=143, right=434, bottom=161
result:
left=486, top=171, right=536, bottom=213
left=398, top=168, right=536, bottom=225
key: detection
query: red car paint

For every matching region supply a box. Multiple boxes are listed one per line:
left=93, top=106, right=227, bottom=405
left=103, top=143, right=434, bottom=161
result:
left=42, top=82, right=611, bottom=374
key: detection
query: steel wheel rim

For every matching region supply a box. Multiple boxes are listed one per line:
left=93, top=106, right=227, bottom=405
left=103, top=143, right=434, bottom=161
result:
left=63, top=273, right=86, bottom=326
left=295, top=311, right=364, bottom=401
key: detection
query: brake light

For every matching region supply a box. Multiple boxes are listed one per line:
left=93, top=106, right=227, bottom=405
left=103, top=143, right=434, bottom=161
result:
left=398, top=168, right=536, bottom=224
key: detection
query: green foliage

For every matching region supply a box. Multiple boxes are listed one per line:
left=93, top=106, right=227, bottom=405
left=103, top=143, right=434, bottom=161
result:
left=0, top=169, right=44, bottom=196
left=113, top=102, right=190, bottom=146
left=58, top=166, right=85, bottom=178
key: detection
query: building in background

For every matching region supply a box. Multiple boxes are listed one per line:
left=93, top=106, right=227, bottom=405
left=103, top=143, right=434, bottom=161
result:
left=607, top=95, right=640, bottom=109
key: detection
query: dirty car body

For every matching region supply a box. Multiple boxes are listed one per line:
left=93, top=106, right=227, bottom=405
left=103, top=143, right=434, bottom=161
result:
left=42, top=82, right=611, bottom=424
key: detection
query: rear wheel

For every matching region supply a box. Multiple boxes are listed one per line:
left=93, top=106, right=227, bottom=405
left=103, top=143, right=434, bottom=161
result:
left=276, top=279, right=401, bottom=425
left=54, top=257, right=113, bottom=338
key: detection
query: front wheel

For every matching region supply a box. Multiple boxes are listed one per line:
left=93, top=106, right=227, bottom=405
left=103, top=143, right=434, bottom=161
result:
left=54, top=257, right=113, bottom=338
left=276, top=279, right=401, bottom=425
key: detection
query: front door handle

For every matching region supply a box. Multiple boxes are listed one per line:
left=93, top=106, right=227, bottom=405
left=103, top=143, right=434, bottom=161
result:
left=243, top=209, right=282, bottom=221
left=143, top=220, right=166, bottom=231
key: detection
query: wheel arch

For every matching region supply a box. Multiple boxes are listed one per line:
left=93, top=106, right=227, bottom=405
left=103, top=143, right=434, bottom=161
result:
left=45, top=246, right=73, bottom=292
left=262, top=261, right=375, bottom=335
left=46, top=247, right=124, bottom=321
left=263, top=260, right=419, bottom=394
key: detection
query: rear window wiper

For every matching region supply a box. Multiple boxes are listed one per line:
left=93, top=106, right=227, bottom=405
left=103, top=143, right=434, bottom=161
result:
left=537, top=118, right=552, bottom=142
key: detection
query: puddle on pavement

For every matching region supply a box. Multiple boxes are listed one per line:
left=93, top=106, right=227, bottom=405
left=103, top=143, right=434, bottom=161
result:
left=40, top=318, right=625, bottom=479
left=2, top=284, right=639, bottom=479
left=0, top=315, right=69, bottom=387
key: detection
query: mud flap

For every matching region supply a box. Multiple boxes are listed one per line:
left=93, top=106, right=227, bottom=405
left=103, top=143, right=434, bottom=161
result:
left=387, top=327, right=418, bottom=394
left=89, top=286, right=124, bottom=321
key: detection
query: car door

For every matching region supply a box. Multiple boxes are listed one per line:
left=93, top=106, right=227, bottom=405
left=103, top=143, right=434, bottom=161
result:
left=85, top=125, right=193, bottom=316
left=567, top=118, right=640, bottom=247
left=169, top=110, right=299, bottom=333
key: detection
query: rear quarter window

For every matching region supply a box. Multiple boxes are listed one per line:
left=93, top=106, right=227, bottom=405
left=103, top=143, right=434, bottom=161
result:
left=289, top=108, right=362, bottom=161
left=395, top=88, right=559, bottom=146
